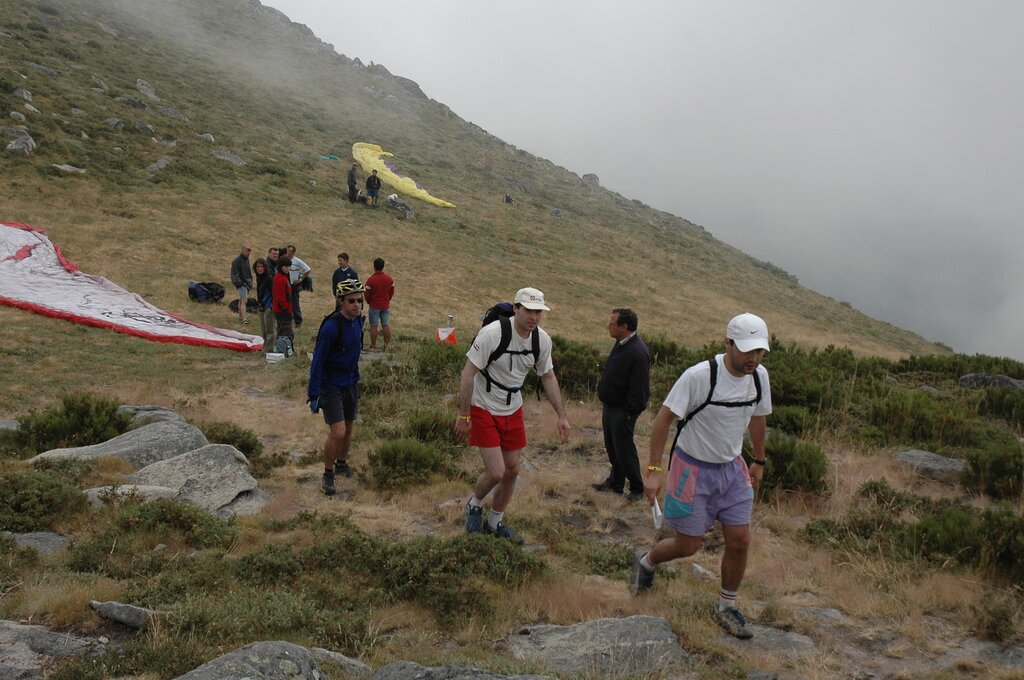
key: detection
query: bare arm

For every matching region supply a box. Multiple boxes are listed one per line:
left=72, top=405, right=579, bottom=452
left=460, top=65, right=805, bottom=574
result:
left=643, top=406, right=677, bottom=504
left=454, top=360, right=479, bottom=440
left=747, top=414, right=767, bottom=489
left=540, top=370, right=571, bottom=443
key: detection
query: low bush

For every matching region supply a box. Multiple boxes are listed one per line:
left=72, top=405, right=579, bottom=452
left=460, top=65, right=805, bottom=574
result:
left=754, top=431, right=829, bottom=496
left=250, top=450, right=290, bottom=477
left=367, top=438, right=447, bottom=490
left=863, top=390, right=975, bottom=449
left=406, top=407, right=461, bottom=447
left=978, top=387, right=1024, bottom=430
left=197, top=421, right=262, bottom=458
left=0, top=394, right=131, bottom=459
left=543, top=334, right=604, bottom=400
left=962, top=443, right=1024, bottom=500
left=415, top=340, right=465, bottom=385
left=770, top=405, right=815, bottom=437
left=554, top=540, right=633, bottom=578
left=0, top=469, right=87, bottom=531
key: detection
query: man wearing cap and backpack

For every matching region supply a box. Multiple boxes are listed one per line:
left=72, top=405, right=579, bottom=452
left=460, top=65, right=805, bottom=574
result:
left=455, top=287, right=572, bottom=543
left=631, top=313, right=773, bottom=641
left=309, top=279, right=366, bottom=496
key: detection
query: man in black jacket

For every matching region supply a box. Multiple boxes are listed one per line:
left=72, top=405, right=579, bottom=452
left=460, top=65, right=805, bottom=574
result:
left=230, top=245, right=253, bottom=325
left=594, top=308, right=651, bottom=500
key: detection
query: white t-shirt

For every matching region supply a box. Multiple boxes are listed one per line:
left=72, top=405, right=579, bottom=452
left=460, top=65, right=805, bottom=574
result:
left=467, top=320, right=554, bottom=415
left=289, top=256, right=310, bottom=284
left=662, top=353, right=772, bottom=464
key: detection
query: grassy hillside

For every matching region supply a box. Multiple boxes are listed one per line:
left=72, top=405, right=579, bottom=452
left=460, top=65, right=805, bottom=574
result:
left=1, top=0, right=942, bottom=396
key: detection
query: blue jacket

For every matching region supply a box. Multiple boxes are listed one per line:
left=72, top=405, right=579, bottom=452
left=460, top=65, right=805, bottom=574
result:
left=308, top=311, right=363, bottom=397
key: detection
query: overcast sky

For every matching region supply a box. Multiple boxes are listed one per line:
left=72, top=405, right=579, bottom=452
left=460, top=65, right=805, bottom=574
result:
left=268, top=0, right=1023, bottom=361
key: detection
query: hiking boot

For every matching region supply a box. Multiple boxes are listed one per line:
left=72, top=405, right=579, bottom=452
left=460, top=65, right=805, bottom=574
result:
left=591, top=479, right=623, bottom=494
left=320, top=470, right=336, bottom=496
left=630, top=553, right=655, bottom=595
left=465, top=503, right=485, bottom=534
left=714, top=607, right=754, bottom=639
left=334, top=459, right=353, bottom=478
left=486, top=521, right=524, bottom=546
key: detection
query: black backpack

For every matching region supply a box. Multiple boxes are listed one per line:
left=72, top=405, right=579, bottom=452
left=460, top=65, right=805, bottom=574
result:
left=480, top=305, right=540, bottom=406
left=668, top=358, right=762, bottom=465
left=188, top=281, right=225, bottom=303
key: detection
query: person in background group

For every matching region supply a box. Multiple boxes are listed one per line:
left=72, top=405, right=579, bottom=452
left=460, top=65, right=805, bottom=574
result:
left=632, top=313, right=773, bottom=641
left=364, top=257, right=395, bottom=351
left=230, top=245, right=253, bottom=325
left=456, top=287, right=572, bottom=544
left=366, top=169, right=382, bottom=207
left=272, top=256, right=294, bottom=348
left=253, top=257, right=276, bottom=351
left=285, top=245, right=311, bottom=327
left=347, top=163, right=359, bottom=203
left=331, top=253, right=359, bottom=294
left=594, top=308, right=651, bottom=501
left=309, top=279, right=366, bottom=496
left=266, top=246, right=279, bottom=275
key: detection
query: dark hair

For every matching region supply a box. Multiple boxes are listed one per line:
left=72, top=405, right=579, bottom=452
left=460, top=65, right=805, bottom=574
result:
left=277, top=256, right=292, bottom=269
left=253, top=258, right=267, bottom=274
left=282, top=245, right=291, bottom=253
left=337, top=252, right=349, bottom=261
left=267, top=247, right=278, bottom=256
left=612, top=308, right=638, bottom=332
left=373, top=257, right=385, bottom=271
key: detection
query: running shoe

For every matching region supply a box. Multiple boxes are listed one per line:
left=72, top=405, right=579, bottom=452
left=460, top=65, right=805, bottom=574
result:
left=465, top=503, right=484, bottom=534
left=320, top=470, right=336, bottom=496
left=714, top=607, right=754, bottom=639
left=334, top=459, right=353, bottom=478
left=486, top=521, right=524, bottom=545
left=630, top=553, right=655, bottom=595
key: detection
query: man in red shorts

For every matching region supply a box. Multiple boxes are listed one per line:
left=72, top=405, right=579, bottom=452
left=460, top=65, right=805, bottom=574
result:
left=455, top=287, right=572, bottom=543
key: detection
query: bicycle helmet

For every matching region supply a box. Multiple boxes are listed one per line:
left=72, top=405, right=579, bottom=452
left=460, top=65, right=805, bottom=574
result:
left=335, top=279, right=365, bottom=298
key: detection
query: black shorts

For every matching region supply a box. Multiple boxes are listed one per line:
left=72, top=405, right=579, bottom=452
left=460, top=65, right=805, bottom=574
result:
left=321, top=385, right=358, bottom=425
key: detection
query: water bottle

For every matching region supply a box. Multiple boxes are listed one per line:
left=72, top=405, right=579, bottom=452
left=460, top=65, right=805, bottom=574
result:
left=447, top=314, right=454, bottom=328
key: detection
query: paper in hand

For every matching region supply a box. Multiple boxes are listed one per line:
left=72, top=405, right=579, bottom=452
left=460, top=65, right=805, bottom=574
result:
left=652, top=498, right=663, bottom=529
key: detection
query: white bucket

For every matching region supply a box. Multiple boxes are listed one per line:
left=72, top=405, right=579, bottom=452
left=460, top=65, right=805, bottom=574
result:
left=266, top=352, right=285, bottom=364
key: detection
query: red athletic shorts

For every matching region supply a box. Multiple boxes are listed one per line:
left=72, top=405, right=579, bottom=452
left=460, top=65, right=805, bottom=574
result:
left=469, top=405, right=527, bottom=450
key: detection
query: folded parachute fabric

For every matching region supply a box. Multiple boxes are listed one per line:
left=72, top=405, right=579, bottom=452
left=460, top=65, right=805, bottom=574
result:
left=352, top=142, right=456, bottom=208
left=0, top=222, right=263, bottom=352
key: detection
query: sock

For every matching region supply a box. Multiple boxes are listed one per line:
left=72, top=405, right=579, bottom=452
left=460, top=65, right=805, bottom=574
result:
left=468, top=496, right=484, bottom=509
left=487, top=510, right=504, bottom=530
left=640, top=553, right=656, bottom=572
left=718, top=588, right=738, bottom=612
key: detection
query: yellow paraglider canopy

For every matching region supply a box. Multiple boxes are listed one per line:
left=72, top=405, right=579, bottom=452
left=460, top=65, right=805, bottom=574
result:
left=352, top=142, right=456, bottom=208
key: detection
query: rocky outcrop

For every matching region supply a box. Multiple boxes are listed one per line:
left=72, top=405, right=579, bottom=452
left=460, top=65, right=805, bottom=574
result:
left=309, top=647, right=370, bottom=676
left=0, top=619, right=92, bottom=680
left=507, top=615, right=691, bottom=677
left=89, top=600, right=165, bottom=630
left=2, top=531, right=69, bottom=554
left=372, top=663, right=550, bottom=680
left=30, top=419, right=209, bottom=469
left=117, top=404, right=185, bottom=428
left=136, top=79, right=160, bottom=101
left=214, top=149, right=245, bottom=166
left=172, top=640, right=320, bottom=679
left=893, top=449, right=965, bottom=479
left=959, top=373, right=1024, bottom=390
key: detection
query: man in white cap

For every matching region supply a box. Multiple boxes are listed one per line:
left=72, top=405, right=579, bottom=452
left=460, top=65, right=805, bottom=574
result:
left=632, top=313, right=773, bottom=640
left=455, top=287, right=572, bottom=544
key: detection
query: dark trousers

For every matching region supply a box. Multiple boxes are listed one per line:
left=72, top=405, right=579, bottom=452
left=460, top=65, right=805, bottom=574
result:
left=290, top=287, right=303, bottom=326
left=348, top=183, right=357, bottom=203
left=274, top=311, right=294, bottom=341
left=601, top=404, right=643, bottom=493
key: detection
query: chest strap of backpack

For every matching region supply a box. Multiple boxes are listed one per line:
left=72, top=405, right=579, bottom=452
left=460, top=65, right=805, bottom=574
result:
left=481, top=317, right=540, bottom=405
left=668, top=358, right=762, bottom=469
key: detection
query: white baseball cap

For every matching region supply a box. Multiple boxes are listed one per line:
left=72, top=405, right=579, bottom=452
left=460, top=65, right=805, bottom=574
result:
left=726, top=313, right=770, bottom=352
left=514, top=287, right=550, bottom=311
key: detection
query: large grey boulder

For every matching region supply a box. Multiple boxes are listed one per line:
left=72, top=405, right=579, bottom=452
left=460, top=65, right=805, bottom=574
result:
left=507, top=615, right=691, bottom=677
left=722, top=624, right=815, bottom=658
left=0, top=419, right=17, bottom=431
left=136, top=79, right=160, bottom=101
left=13, top=88, right=32, bottom=102
left=6, top=135, right=36, bottom=155
left=309, top=647, right=370, bottom=676
left=84, top=484, right=179, bottom=508
left=3, top=531, right=69, bottom=554
left=893, top=449, right=965, bottom=480
left=959, top=373, right=1024, bottom=390
left=0, top=619, right=92, bottom=679
left=172, top=640, right=321, bottom=679
left=89, top=600, right=165, bottom=630
left=115, top=95, right=150, bottom=110
left=117, top=404, right=184, bottom=428
left=130, top=444, right=264, bottom=516
left=30, top=419, right=208, bottom=469
left=159, top=105, right=189, bottom=121
left=214, top=149, right=245, bottom=166
left=372, top=663, right=550, bottom=680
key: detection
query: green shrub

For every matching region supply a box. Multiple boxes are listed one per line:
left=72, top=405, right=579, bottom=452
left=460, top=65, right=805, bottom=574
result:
left=540, top=334, right=604, bottom=400
left=367, top=438, right=447, bottom=489
left=406, top=407, right=461, bottom=447
left=770, top=405, right=815, bottom=436
left=197, top=420, right=263, bottom=458
left=554, top=540, right=633, bottom=578
left=0, top=394, right=132, bottom=459
left=415, top=340, right=465, bottom=384
left=962, top=443, right=1023, bottom=499
left=26, top=21, right=49, bottom=33
left=250, top=450, right=289, bottom=477
left=30, top=458, right=98, bottom=486
left=895, top=353, right=1024, bottom=381
left=0, top=469, right=87, bottom=531
left=978, top=387, right=1024, bottom=430
left=863, top=390, right=975, bottom=449
left=755, top=431, right=829, bottom=496
left=0, top=531, right=39, bottom=591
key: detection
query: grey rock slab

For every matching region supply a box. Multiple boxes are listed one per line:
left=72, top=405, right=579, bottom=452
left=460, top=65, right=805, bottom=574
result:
left=135, top=120, right=155, bottom=135
left=136, top=79, right=160, bottom=101
left=31, top=419, right=209, bottom=470
left=508, top=615, right=690, bottom=677
left=104, top=118, right=124, bottom=129
left=24, top=104, right=39, bottom=115
left=130, top=444, right=257, bottom=513
left=214, top=149, right=245, bottom=166
left=3, top=531, right=69, bottom=554
left=959, top=373, right=1024, bottom=390
left=84, top=484, right=179, bottom=508
left=92, top=75, right=109, bottom=91
left=216, top=487, right=271, bottom=518
left=118, top=404, right=185, bottom=427
left=372, top=662, right=551, bottom=680
left=893, top=449, right=965, bottom=479
left=172, top=640, right=322, bottom=679
left=722, top=625, right=815, bottom=658
left=0, top=419, right=17, bottom=431
left=13, top=88, right=32, bottom=102
left=158, top=105, right=189, bottom=121
left=309, top=647, right=370, bottom=675
left=980, top=640, right=1024, bottom=668
left=52, top=164, right=86, bottom=174
left=6, top=135, right=36, bottom=155
left=0, top=619, right=92, bottom=679
left=70, top=108, right=86, bottom=117
left=10, top=111, right=26, bottom=122
left=148, top=158, right=170, bottom=171
left=89, top=600, right=165, bottom=630
left=199, top=132, right=215, bottom=142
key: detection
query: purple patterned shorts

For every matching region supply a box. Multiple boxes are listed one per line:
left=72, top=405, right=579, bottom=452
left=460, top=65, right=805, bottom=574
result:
left=662, top=449, right=753, bottom=536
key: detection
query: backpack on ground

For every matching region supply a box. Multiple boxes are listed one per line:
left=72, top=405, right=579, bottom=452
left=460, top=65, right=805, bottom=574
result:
left=228, top=298, right=259, bottom=313
left=480, top=303, right=539, bottom=406
left=668, top=358, right=762, bottom=466
left=273, top=336, right=294, bottom=357
left=188, top=281, right=225, bottom=303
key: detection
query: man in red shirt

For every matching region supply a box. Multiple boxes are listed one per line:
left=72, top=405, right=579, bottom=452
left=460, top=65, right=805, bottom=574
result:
left=364, top=257, right=395, bottom=351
